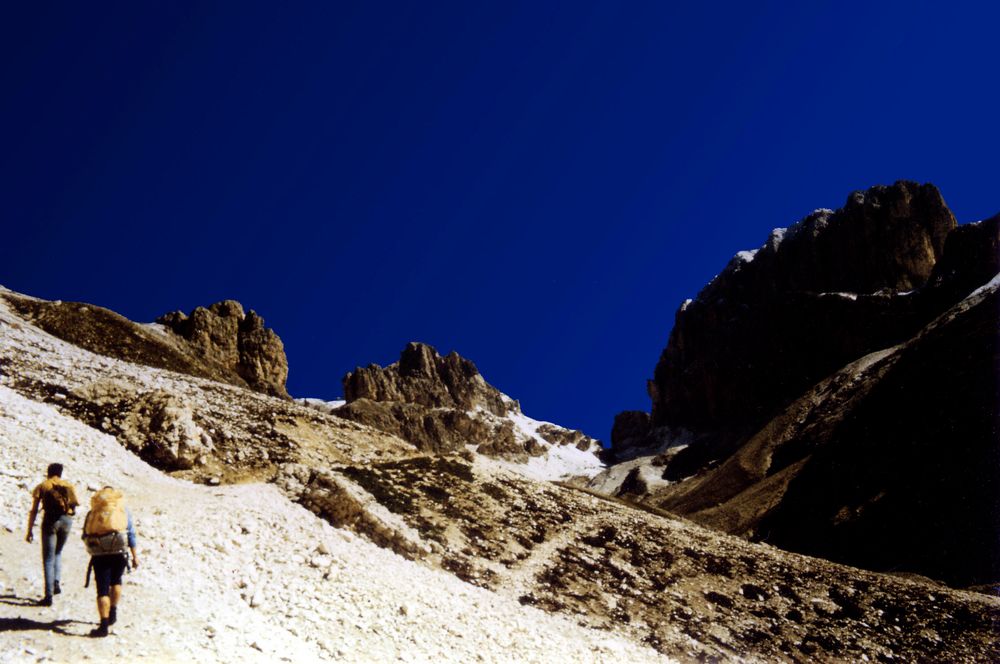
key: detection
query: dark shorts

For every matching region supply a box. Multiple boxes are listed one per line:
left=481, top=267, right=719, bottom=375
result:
left=91, top=555, right=127, bottom=597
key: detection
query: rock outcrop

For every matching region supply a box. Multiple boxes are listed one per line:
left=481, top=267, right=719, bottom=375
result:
left=343, top=342, right=514, bottom=416
left=925, top=213, right=1000, bottom=303
left=651, top=274, right=1000, bottom=587
left=0, top=292, right=413, bottom=484
left=157, top=300, right=289, bottom=398
left=0, top=293, right=291, bottom=399
left=334, top=343, right=602, bottom=472
left=68, top=380, right=215, bottom=470
left=333, top=398, right=527, bottom=457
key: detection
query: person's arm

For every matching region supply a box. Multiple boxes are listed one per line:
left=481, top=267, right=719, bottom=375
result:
left=67, top=483, right=80, bottom=514
left=126, top=511, right=139, bottom=568
left=25, top=495, right=40, bottom=543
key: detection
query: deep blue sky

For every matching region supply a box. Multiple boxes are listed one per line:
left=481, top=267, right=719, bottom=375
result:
left=2, top=2, right=997, bottom=441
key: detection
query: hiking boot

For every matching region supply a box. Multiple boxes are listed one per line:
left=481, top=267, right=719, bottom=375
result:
left=53, top=581, right=61, bottom=596
left=108, top=606, right=117, bottom=625
left=89, top=624, right=109, bottom=638
left=38, top=596, right=52, bottom=607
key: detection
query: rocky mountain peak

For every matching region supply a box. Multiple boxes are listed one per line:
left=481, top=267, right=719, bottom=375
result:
left=648, top=181, right=962, bottom=435
left=333, top=343, right=602, bottom=472
left=157, top=301, right=289, bottom=399
left=343, top=342, right=516, bottom=416
left=596, top=182, right=998, bottom=588
left=697, top=180, right=955, bottom=306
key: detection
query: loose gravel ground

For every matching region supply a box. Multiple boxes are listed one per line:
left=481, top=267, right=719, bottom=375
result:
left=0, top=386, right=668, bottom=663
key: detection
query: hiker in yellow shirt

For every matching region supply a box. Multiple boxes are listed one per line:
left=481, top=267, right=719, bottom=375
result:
left=25, top=463, right=80, bottom=606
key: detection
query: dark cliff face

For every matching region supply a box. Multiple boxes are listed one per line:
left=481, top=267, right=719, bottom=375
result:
left=753, top=279, right=1000, bottom=588
left=650, top=181, right=957, bottom=438
left=156, top=300, right=290, bottom=398
left=604, top=182, right=1000, bottom=587
left=925, top=213, right=1000, bottom=303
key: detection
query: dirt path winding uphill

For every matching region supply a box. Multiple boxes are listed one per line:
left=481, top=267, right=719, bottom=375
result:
left=0, top=387, right=670, bottom=663
left=498, top=511, right=606, bottom=600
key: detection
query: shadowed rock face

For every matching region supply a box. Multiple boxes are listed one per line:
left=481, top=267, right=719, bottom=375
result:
left=611, top=411, right=651, bottom=456
left=157, top=300, right=289, bottom=398
left=926, top=213, right=1000, bottom=303
left=343, top=342, right=514, bottom=416
left=753, top=280, right=1000, bottom=588
left=653, top=275, right=1000, bottom=587
left=602, top=183, right=999, bottom=588
left=650, top=181, right=957, bottom=437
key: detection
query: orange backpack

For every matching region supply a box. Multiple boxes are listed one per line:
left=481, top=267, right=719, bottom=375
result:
left=82, top=488, right=128, bottom=555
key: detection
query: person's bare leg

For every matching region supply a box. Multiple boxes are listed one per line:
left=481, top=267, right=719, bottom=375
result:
left=91, top=595, right=111, bottom=637
left=97, top=595, right=110, bottom=619
left=108, top=585, right=122, bottom=624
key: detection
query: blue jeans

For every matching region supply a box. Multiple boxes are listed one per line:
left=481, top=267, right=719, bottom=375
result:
left=41, top=515, right=72, bottom=598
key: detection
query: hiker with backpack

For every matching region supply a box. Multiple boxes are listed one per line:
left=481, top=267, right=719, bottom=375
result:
left=82, top=486, right=139, bottom=638
left=25, top=463, right=80, bottom=606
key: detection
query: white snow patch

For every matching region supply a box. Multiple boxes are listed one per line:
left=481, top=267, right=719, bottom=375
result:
left=295, top=398, right=346, bottom=413
left=821, top=292, right=859, bottom=301
left=142, top=322, right=171, bottom=336
left=586, top=428, right=693, bottom=496
left=767, top=227, right=787, bottom=251
left=511, top=411, right=604, bottom=480
left=734, top=249, right=759, bottom=264
left=479, top=410, right=605, bottom=482
left=967, top=271, right=1000, bottom=299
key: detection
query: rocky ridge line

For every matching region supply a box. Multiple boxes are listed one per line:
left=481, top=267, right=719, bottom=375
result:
left=0, top=291, right=414, bottom=483
left=0, top=292, right=291, bottom=400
